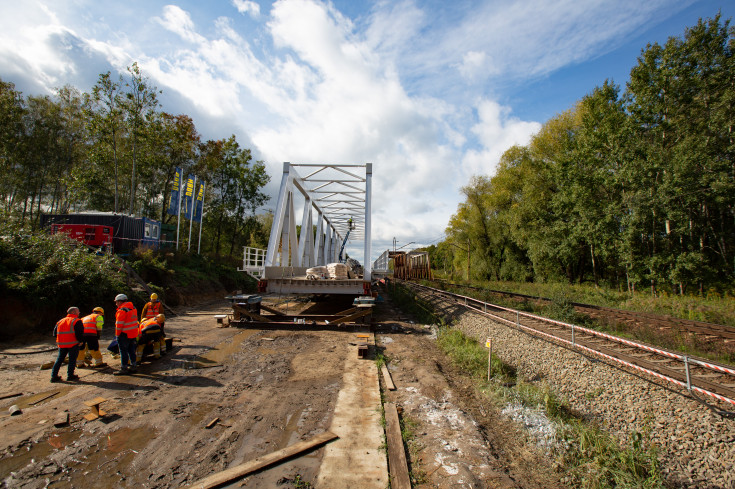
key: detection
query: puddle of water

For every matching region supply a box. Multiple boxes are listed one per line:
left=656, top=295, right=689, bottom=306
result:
left=46, top=431, right=81, bottom=450
left=0, top=430, right=81, bottom=478
left=187, top=403, right=215, bottom=427
left=186, top=330, right=256, bottom=369
left=278, top=408, right=305, bottom=447
left=43, top=426, right=159, bottom=489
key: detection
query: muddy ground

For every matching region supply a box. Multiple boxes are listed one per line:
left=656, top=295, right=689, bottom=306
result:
left=0, top=290, right=562, bottom=488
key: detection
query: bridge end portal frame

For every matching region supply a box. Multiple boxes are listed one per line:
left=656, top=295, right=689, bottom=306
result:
left=261, top=162, right=372, bottom=295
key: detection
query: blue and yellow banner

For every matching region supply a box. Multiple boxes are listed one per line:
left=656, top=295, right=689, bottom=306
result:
left=193, top=182, right=205, bottom=223
left=167, top=167, right=182, bottom=215
left=182, top=175, right=195, bottom=219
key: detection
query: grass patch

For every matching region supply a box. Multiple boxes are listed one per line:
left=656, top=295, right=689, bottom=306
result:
left=375, top=352, right=387, bottom=370
left=400, top=414, right=428, bottom=485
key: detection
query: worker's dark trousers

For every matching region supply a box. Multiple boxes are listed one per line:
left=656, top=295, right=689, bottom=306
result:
left=51, top=345, right=79, bottom=379
left=117, top=335, right=137, bottom=369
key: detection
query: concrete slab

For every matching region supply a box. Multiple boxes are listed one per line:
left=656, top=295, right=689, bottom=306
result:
left=316, top=342, right=388, bottom=488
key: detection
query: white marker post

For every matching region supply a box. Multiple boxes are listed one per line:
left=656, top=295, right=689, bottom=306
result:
left=485, top=337, right=493, bottom=381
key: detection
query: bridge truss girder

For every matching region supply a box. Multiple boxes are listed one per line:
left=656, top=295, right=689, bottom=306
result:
left=265, top=162, right=373, bottom=281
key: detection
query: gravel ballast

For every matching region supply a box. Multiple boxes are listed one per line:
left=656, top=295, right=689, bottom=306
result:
left=417, top=290, right=735, bottom=489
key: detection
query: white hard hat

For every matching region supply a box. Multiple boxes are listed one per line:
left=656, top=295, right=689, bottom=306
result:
left=115, top=294, right=128, bottom=301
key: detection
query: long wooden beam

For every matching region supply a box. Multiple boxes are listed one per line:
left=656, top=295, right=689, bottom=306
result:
left=182, top=431, right=338, bottom=489
left=384, top=403, right=411, bottom=489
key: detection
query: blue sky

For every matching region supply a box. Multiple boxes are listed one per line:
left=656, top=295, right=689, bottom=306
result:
left=0, top=0, right=732, bottom=262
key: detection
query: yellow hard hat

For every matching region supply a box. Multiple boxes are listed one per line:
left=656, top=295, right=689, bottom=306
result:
left=150, top=293, right=158, bottom=301
left=93, top=307, right=104, bottom=315
left=155, top=314, right=165, bottom=324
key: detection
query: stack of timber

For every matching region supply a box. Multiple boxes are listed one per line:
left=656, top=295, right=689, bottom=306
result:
left=327, top=263, right=349, bottom=279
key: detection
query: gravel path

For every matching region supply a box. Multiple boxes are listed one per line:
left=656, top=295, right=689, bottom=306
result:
left=418, top=291, right=735, bottom=489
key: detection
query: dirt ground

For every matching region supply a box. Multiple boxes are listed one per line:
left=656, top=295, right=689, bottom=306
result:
left=0, top=291, right=563, bottom=489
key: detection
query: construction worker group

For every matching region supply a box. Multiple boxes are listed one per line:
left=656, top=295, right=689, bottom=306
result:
left=51, top=293, right=167, bottom=382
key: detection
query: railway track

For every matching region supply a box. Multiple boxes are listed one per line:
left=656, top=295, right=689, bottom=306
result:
left=429, top=279, right=735, bottom=343
left=403, top=280, right=735, bottom=408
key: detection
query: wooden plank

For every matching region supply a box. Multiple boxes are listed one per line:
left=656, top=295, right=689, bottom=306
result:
left=381, top=365, right=396, bottom=391
left=329, top=308, right=372, bottom=326
left=384, top=403, right=411, bottom=489
left=205, top=418, right=220, bottom=429
left=334, top=307, right=358, bottom=316
left=182, top=431, right=338, bottom=489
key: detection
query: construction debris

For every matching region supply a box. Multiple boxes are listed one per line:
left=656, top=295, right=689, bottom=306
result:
left=54, top=411, right=69, bottom=427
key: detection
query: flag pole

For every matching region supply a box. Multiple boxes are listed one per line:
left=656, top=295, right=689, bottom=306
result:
left=188, top=175, right=197, bottom=251
left=197, top=182, right=206, bottom=254
left=175, top=169, right=182, bottom=250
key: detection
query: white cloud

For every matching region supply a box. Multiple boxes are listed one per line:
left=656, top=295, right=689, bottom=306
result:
left=0, top=2, right=79, bottom=91
left=461, top=99, right=541, bottom=179
left=458, top=50, right=487, bottom=80
left=232, top=0, right=260, bottom=18
left=372, top=0, right=694, bottom=96
left=155, top=5, right=205, bottom=44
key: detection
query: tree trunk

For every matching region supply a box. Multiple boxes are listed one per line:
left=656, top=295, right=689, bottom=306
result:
left=590, top=243, right=598, bottom=287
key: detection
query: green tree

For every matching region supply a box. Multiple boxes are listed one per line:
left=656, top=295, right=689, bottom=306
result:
left=122, top=62, right=160, bottom=215
left=200, top=136, right=270, bottom=256
left=87, top=71, right=124, bottom=212
left=0, top=79, right=25, bottom=219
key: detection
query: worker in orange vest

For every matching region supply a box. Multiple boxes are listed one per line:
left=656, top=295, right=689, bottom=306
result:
left=140, top=293, right=162, bottom=321
left=76, top=307, right=106, bottom=368
left=113, top=293, right=139, bottom=375
left=136, top=314, right=165, bottom=363
left=50, top=307, right=84, bottom=383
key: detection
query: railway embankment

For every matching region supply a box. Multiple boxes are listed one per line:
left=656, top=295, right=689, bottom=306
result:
left=413, top=286, right=735, bottom=489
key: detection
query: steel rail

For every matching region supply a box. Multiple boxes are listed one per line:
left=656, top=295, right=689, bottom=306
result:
left=404, top=281, right=735, bottom=407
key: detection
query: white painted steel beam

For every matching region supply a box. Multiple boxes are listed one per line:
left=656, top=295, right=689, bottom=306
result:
left=264, top=163, right=373, bottom=288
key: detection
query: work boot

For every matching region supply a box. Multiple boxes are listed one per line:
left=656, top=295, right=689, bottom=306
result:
left=113, top=368, right=129, bottom=376
left=128, top=365, right=137, bottom=374
left=50, top=376, right=62, bottom=383
left=136, top=345, right=145, bottom=363
left=67, top=374, right=80, bottom=382
left=91, top=351, right=106, bottom=367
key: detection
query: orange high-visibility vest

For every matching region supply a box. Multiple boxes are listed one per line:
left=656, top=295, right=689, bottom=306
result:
left=143, top=301, right=161, bottom=319
left=81, top=313, right=101, bottom=335
left=139, top=318, right=161, bottom=336
left=115, top=302, right=139, bottom=338
left=56, top=315, right=79, bottom=348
